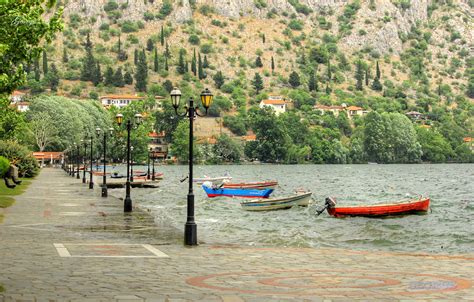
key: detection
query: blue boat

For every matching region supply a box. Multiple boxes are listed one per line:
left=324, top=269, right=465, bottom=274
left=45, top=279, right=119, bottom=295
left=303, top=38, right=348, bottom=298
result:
left=202, top=184, right=274, bottom=198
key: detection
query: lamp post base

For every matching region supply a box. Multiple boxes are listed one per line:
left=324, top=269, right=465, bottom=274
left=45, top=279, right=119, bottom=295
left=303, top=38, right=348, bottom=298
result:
left=89, top=182, right=94, bottom=189
left=124, top=196, right=132, bottom=212
left=101, top=186, right=108, bottom=197
left=82, top=177, right=86, bottom=184
left=184, top=222, right=197, bottom=246
left=76, top=172, right=80, bottom=179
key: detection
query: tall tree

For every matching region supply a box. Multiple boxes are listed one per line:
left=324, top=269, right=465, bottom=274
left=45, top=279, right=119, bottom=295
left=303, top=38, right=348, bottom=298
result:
left=80, top=33, right=96, bottom=82
left=29, top=112, right=58, bottom=153
left=92, top=62, right=102, bottom=86
left=124, top=70, right=133, bottom=85
left=255, top=56, right=263, bottom=67
left=164, top=55, right=168, bottom=71
left=271, top=56, right=275, bottom=72
left=117, top=36, right=128, bottom=61
left=34, top=56, right=41, bottom=81
left=288, top=71, right=300, bottom=88
left=191, top=49, right=197, bottom=76
left=327, top=57, right=331, bottom=82
left=252, top=73, right=264, bottom=93
left=213, top=71, right=224, bottom=89
left=42, top=50, right=48, bottom=74
left=135, top=50, right=148, bottom=92
left=104, top=66, right=114, bottom=86
left=146, top=38, right=154, bottom=52
left=62, top=48, right=69, bottom=63
left=165, top=42, right=170, bottom=57
left=371, top=61, right=383, bottom=91
left=355, top=60, right=364, bottom=91
left=153, top=47, right=159, bottom=72
left=198, top=52, right=204, bottom=79
left=0, top=0, right=62, bottom=95
left=113, top=67, right=124, bottom=87
left=203, top=55, right=209, bottom=68
left=365, top=68, right=369, bottom=86
left=134, top=49, right=138, bottom=65
left=177, top=49, right=186, bottom=74
left=160, top=25, right=165, bottom=46
left=308, top=70, right=317, bottom=92
left=262, top=34, right=266, bottom=43
left=47, top=63, right=59, bottom=91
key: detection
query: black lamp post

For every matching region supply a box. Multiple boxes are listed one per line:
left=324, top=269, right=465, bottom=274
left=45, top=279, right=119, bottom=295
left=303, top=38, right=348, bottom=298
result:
left=67, top=148, right=71, bottom=175
left=130, top=145, right=134, bottom=182
left=81, top=139, right=87, bottom=183
left=75, top=143, right=80, bottom=179
left=170, top=87, right=213, bottom=246
left=89, top=136, right=94, bottom=189
left=147, top=148, right=151, bottom=180
left=150, top=148, right=156, bottom=181
left=96, top=127, right=114, bottom=197
left=115, top=113, right=143, bottom=212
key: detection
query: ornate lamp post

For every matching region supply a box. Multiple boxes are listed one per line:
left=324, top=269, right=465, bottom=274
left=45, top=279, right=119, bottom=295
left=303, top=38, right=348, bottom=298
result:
left=170, top=87, right=213, bottom=246
left=115, top=113, right=143, bottom=212
left=130, top=146, right=134, bottom=182
left=147, top=148, right=151, bottom=180
left=75, top=143, right=80, bottom=179
left=150, top=148, right=156, bottom=181
left=96, top=127, right=114, bottom=197
left=89, top=136, right=94, bottom=189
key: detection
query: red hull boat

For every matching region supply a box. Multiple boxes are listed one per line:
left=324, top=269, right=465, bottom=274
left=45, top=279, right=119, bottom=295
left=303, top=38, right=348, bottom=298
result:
left=222, top=181, right=278, bottom=190
left=324, top=197, right=430, bottom=217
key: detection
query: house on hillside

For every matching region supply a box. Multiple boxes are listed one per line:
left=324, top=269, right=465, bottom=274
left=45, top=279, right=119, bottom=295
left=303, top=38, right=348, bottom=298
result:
left=259, top=95, right=287, bottom=115
left=313, top=104, right=345, bottom=116
left=346, top=105, right=365, bottom=117
left=463, top=137, right=473, bottom=152
left=10, top=90, right=26, bottom=103
left=15, top=102, right=30, bottom=112
left=148, top=131, right=168, bottom=161
left=406, top=111, right=423, bottom=120
left=100, top=95, right=165, bottom=108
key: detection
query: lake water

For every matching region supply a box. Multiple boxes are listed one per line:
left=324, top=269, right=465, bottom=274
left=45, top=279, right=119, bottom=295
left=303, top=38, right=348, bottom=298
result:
left=109, top=164, right=473, bottom=254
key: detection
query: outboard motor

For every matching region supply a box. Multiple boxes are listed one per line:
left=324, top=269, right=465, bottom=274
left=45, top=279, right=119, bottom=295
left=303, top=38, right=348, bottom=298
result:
left=316, top=197, right=337, bottom=216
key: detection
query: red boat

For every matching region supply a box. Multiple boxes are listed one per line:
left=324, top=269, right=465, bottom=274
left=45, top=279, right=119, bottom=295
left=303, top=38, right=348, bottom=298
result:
left=322, top=196, right=430, bottom=217
left=222, top=181, right=278, bottom=190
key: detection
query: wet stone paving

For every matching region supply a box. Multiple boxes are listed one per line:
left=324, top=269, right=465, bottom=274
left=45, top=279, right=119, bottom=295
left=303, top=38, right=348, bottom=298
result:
left=0, top=168, right=472, bottom=301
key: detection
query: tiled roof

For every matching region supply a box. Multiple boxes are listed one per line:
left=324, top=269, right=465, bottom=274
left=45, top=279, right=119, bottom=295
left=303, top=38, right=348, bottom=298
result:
left=346, top=106, right=363, bottom=111
left=33, top=152, right=63, bottom=159
left=12, top=90, right=25, bottom=96
left=314, top=105, right=344, bottom=110
left=100, top=95, right=145, bottom=100
left=148, top=131, right=166, bottom=138
left=463, top=137, right=473, bottom=142
left=261, top=99, right=286, bottom=105
left=242, top=134, right=256, bottom=141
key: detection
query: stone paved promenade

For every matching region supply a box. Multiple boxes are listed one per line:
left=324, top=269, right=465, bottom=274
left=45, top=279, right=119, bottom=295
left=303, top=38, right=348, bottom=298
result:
left=0, top=168, right=472, bottom=302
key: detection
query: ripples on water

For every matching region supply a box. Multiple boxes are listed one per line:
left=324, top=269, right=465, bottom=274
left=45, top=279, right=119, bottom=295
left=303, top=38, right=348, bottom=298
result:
left=109, top=164, right=474, bottom=254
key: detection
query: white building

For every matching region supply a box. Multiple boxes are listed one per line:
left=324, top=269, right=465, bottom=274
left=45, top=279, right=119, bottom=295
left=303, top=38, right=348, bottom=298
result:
left=259, top=96, right=287, bottom=116
left=100, top=95, right=146, bottom=108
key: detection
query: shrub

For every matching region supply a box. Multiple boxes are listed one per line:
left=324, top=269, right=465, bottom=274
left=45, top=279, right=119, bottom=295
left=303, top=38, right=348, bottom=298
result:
left=104, top=1, right=119, bottom=12
left=0, top=140, right=39, bottom=178
left=0, top=156, right=10, bottom=178
left=200, top=43, right=213, bottom=54
left=121, top=20, right=139, bottom=33
left=188, top=34, right=200, bottom=45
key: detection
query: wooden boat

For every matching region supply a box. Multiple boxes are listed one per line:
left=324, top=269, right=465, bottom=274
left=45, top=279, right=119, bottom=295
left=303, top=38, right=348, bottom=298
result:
left=241, top=191, right=312, bottom=211
left=222, top=181, right=278, bottom=190
left=194, top=175, right=232, bottom=184
left=202, top=183, right=273, bottom=198
left=322, top=196, right=430, bottom=217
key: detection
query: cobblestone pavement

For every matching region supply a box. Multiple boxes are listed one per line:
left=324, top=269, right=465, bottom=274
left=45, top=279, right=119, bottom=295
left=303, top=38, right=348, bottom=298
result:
left=0, top=168, right=472, bottom=302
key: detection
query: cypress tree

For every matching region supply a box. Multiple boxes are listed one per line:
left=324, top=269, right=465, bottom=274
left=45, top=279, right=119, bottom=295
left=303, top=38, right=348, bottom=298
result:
left=146, top=38, right=154, bottom=52
left=34, top=56, right=40, bottom=81
left=104, top=66, right=114, bottom=86
left=325, top=83, right=331, bottom=95
left=327, top=57, right=331, bottom=82
left=165, top=42, right=170, bottom=58
left=49, top=63, right=59, bottom=91
left=42, top=51, right=48, bottom=75
left=371, top=61, right=383, bottom=91
left=300, top=49, right=306, bottom=65
left=117, top=36, right=128, bottom=61
left=308, top=71, right=317, bottom=92
left=135, top=50, right=148, bottom=92
left=81, top=33, right=96, bottom=82
left=134, top=49, right=138, bottom=65
left=252, top=72, right=264, bottom=93
left=153, top=47, right=159, bottom=72
left=289, top=71, right=300, bottom=88
left=203, top=55, right=209, bottom=68
left=160, top=25, right=165, bottom=46
left=213, top=71, right=224, bottom=89
left=255, top=56, right=263, bottom=68
left=62, top=48, right=69, bottom=63
left=177, top=49, right=186, bottom=74
left=375, top=60, right=381, bottom=79
left=191, top=49, right=197, bottom=76
left=262, top=34, right=265, bottom=43
left=198, top=52, right=204, bottom=79
left=164, top=55, right=168, bottom=71
left=113, top=67, right=125, bottom=87
left=271, top=56, right=275, bottom=72
left=185, top=60, right=189, bottom=73
left=124, top=70, right=133, bottom=85
left=92, top=62, right=102, bottom=86
left=355, top=60, right=364, bottom=91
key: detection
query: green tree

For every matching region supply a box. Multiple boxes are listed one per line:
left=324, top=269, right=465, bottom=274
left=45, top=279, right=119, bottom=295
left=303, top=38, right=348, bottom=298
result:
left=170, top=120, right=200, bottom=162
left=203, top=55, right=209, bottom=68
left=104, top=66, right=114, bottom=86
left=62, top=47, right=69, bottom=63
left=271, top=56, right=275, bottom=72
left=213, top=71, right=224, bottom=89
left=252, top=72, right=264, bottom=93
left=92, top=62, right=102, bottom=86
left=113, top=67, right=124, bottom=87
left=255, top=56, right=263, bottom=67
left=191, top=49, right=197, bottom=76
left=124, top=70, right=133, bottom=85
left=134, top=49, right=138, bottom=65
left=160, top=26, right=165, bottom=46
left=416, top=127, right=454, bottom=162
left=135, top=50, right=148, bottom=92
left=153, top=47, right=159, bottom=72
left=29, top=111, right=58, bottom=153
left=146, top=38, right=154, bottom=52
left=34, top=56, right=41, bottom=81
left=355, top=60, right=364, bottom=91
left=80, top=33, right=96, bottom=82
left=42, top=51, right=48, bottom=75
left=0, top=0, right=63, bottom=95
left=117, top=36, right=127, bottom=61
left=177, top=48, right=186, bottom=74
left=46, top=63, right=59, bottom=91
left=371, top=60, right=383, bottom=91
left=213, top=134, right=242, bottom=162
left=308, top=70, right=318, bottom=92
left=289, top=71, right=301, bottom=88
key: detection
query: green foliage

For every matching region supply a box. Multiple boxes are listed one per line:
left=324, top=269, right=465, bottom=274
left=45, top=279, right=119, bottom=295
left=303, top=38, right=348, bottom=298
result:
left=288, top=0, right=312, bottom=15
left=0, top=0, right=63, bottom=95
left=0, top=156, right=10, bottom=178
left=188, top=34, right=200, bottom=45
left=416, top=127, right=454, bottom=162
left=223, top=115, right=247, bottom=136
left=135, top=50, right=148, bottom=92
left=104, top=1, right=118, bottom=12
left=213, top=134, right=242, bottom=162
left=288, top=71, right=300, bottom=88
left=207, top=95, right=232, bottom=117
left=157, top=0, right=173, bottom=19
left=213, top=71, right=225, bottom=89
left=0, top=140, right=39, bottom=177
left=121, top=20, right=139, bottom=33
left=252, top=73, right=264, bottom=93
left=199, top=5, right=215, bottom=16
left=254, top=0, right=267, bottom=9
left=288, top=20, right=304, bottom=30
left=337, top=0, right=360, bottom=36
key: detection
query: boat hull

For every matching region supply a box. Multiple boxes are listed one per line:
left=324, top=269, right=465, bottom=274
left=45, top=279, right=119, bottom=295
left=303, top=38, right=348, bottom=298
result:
left=241, top=192, right=312, bottom=211
left=202, top=185, right=273, bottom=198
left=327, top=197, right=430, bottom=217
left=222, top=181, right=278, bottom=190
left=194, top=176, right=232, bottom=184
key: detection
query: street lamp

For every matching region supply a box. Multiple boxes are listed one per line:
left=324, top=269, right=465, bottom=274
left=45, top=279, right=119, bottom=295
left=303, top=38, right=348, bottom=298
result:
left=89, top=136, right=94, bottom=189
left=81, top=139, right=87, bottom=184
left=96, top=127, right=114, bottom=197
left=150, top=148, right=156, bottom=181
left=170, top=87, right=213, bottom=246
left=147, top=148, right=151, bottom=180
left=130, top=145, right=134, bottom=182
left=74, top=142, right=80, bottom=179
left=115, top=113, right=143, bottom=212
